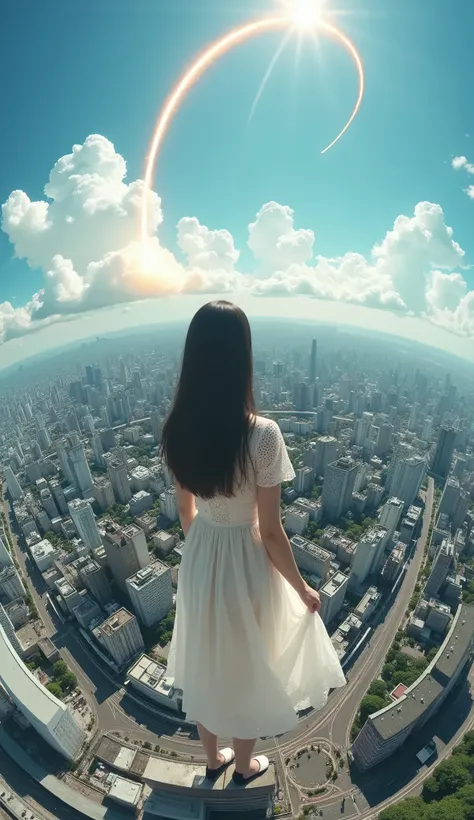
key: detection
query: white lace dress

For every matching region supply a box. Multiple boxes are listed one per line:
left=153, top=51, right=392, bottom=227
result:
left=167, top=416, right=346, bottom=738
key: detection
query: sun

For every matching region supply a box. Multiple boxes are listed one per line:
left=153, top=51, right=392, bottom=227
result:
left=285, top=0, right=326, bottom=29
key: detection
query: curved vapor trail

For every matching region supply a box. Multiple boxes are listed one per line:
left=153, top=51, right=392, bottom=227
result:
left=247, top=30, right=293, bottom=126
left=141, top=15, right=364, bottom=242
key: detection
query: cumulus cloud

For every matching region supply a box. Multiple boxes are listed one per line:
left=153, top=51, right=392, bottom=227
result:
left=452, top=155, right=474, bottom=200
left=1, top=134, right=474, bottom=343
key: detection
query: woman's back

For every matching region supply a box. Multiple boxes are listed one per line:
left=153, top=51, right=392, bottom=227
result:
left=195, top=416, right=294, bottom=527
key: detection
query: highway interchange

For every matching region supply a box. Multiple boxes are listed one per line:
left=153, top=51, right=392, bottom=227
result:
left=3, top=477, right=474, bottom=819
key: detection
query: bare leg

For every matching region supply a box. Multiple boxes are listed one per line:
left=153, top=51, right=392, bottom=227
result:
left=197, top=722, right=223, bottom=769
left=233, top=737, right=260, bottom=778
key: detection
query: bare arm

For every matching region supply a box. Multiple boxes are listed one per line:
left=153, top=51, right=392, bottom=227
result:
left=257, top=484, right=320, bottom=612
left=175, top=482, right=197, bottom=537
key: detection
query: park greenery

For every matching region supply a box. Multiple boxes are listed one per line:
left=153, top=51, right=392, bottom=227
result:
left=142, top=608, right=176, bottom=650
left=378, top=731, right=474, bottom=820
left=27, top=658, right=77, bottom=700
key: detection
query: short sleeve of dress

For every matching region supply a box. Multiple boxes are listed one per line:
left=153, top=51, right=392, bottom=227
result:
left=256, top=420, right=296, bottom=487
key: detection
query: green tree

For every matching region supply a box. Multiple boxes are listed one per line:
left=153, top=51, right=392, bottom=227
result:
left=382, top=663, right=395, bottom=683
left=368, top=679, right=388, bottom=698
left=359, top=694, right=386, bottom=725
left=53, top=660, right=67, bottom=678
left=378, top=796, right=427, bottom=820
left=59, top=670, right=77, bottom=691
left=424, top=796, right=467, bottom=820
left=46, top=682, right=63, bottom=699
left=422, top=758, right=472, bottom=802
left=455, top=733, right=474, bottom=758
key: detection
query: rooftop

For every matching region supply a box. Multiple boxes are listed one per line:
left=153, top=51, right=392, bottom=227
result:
left=321, top=572, right=348, bottom=596
left=99, top=608, right=135, bottom=635
left=370, top=604, right=474, bottom=741
left=107, top=774, right=142, bottom=807
left=31, top=539, right=56, bottom=559
left=0, top=626, right=66, bottom=724
left=127, top=562, right=168, bottom=589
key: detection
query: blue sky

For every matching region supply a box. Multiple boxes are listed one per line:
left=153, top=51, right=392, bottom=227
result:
left=0, top=0, right=473, bottom=364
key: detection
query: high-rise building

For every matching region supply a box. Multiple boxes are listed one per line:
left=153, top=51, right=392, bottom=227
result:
left=0, top=627, right=86, bottom=760
left=95, top=608, right=144, bottom=668
left=93, top=477, right=115, bottom=511
left=0, top=565, right=25, bottom=602
left=0, top=604, right=22, bottom=655
left=0, top=534, right=13, bottom=568
left=375, top=422, right=394, bottom=458
left=68, top=499, right=102, bottom=550
left=91, top=434, right=104, bottom=467
left=40, top=489, right=59, bottom=521
left=160, top=487, right=179, bottom=523
left=102, top=521, right=149, bottom=593
left=322, top=457, right=359, bottom=522
left=150, top=409, right=161, bottom=443
left=430, top=426, right=456, bottom=480
left=77, top=559, right=112, bottom=605
left=313, top=436, right=338, bottom=478
left=104, top=455, right=131, bottom=504
left=68, top=442, right=93, bottom=495
left=294, top=467, right=314, bottom=495
left=425, top=537, right=454, bottom=597
left=309, top=338, right=317, bottom=384
left=126, top=562, right=173, bottom=627
left=290, top=536, right=331, bottom=581
left=421, top=417, right=433, bottom=443
left=390, top=456, right=426, bottom=508
left=349, top=527, right=388, bottom=589
left=408, top=402, right=419, bottom=432
left=353, top=413, right=373, bottom=448
left=49, top=479, right=68, bottom=515
left=2, top=465, right=23, bottom=501
left=319, top=572, right=348, bottom=625
left=379, top=497, right=404, bottom=537
left=56, top=440, right=74, bottom=485
left=437, top=477, right=461, bottom=522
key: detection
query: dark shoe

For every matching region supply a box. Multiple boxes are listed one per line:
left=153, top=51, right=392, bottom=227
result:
left=232, top=755, right=269, bottom=785
left=205, top=747, right=235, bottom=781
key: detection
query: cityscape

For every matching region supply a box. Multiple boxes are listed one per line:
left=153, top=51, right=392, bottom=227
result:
left=0, top=319, right=473, bottom=820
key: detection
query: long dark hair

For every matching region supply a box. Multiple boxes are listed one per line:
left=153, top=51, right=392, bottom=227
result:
left=161, top=301, right=256, bottom=498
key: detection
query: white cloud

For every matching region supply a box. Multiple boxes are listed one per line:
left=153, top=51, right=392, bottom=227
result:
left=452, top=155, right=474, bottom=174
left=248, top=202, right=314, bottom=270
left=1, top=134, right=474, bottom=343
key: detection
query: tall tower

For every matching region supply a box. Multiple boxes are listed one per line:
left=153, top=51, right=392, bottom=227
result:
left=309, top=339, right=317, bottom=384
left=322, top=457, right=359, bottom=522
left=2, top=466, right=23, bottom=501
left=68, top=443, right=94, bottom=495
left=431, top=426, right=456, bottom=481
left=68, top=499, right=102, bottom=550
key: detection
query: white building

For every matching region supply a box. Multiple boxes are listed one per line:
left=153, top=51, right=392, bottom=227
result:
left=68, top=499, right=102, bottom=550
left=93, top=476, right=115, bottom=511
left=290, top=536, right=331, bottom=580
left=390, top=456, right=426, bottom=508
left=0, top=565, right=25, bottom=602
left=425, top=537, right=454, bottom=598
left=129, top=490, right=154, bottom=517
left=284, top=506, right=309, bottom=536
left=126, top=562, right=173, bottom=627
left=319, top=572, right=348, bottom=625
left=101, top=521, right=149, bottom=594
left=95, top=608, right=144, bottom=668
left=0, top=604, right=22, bottom=655
left=31, top=539, right=59, bottom=572
left=131, top=466, right=151, bottom=492
left=322, top=457, right=359, bottom=522
left=40, top=489, right=59, bottom=520
left=68, top=442, right=94, bottom=495
left=294, top=467, right=314, bottom=495
left=104, top=455, right=132, bottom=504
left=2, top=465, right=23, bottom=501
left=379, top=497, right=404, bottom=537
left=160, top=487, right=179, bottom=523
left=0, top=627, right=85, bottom=760
left=152, top=531, right=176, bottom=557
left=126, top=654, right=182, bottom=712
left=349, top=528, right=388, bottom=590
left=354, top=586, right=381, bottom=623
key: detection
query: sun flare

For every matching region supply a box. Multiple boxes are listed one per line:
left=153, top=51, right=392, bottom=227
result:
left=287, top=0, right=325, bottom=29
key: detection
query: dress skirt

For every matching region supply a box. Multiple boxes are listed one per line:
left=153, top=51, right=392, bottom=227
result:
left=167, top=515, right=346, bottom=739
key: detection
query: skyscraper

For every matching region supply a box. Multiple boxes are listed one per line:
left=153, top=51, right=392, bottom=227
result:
left=390, top=456, right=426, bottom=508
left=68, top=499, right=102, bottom=550
left=68, top=442, right=93, bottom=495
left=95, top=608, right=144, bottom=668
left=425, top=537, right=454, bottom=597
left=431, top=426, right=456, bottom=481
left=126, top=562, right=173, bottom=627
left=313, top=436, right=338, bottom=478
left=104, top=455, right=131, bottom=504
left=77, top=559, right=112, bottom=605
left=0, top=534, right=13, bottom=568
left=0, top=605, right=22, bottom=655
left=322, top=457, right=359, bottom=522
left=102, top=522, right=149, bottom=593
left=309, top=338, right=317, bottom=384
left=2, top=466, right=23, bottom=501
